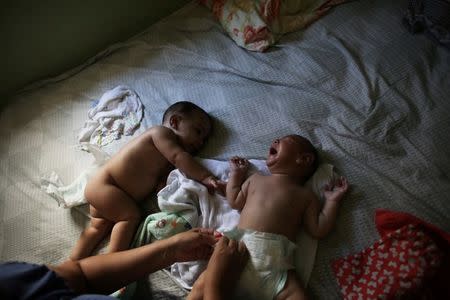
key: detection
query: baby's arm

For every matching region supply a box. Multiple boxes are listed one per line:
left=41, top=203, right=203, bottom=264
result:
left=304, top=177, right=349, bottom=238
left=152, top=127, right=219, bottom=192
left=226, top=157, right=249, bottom=211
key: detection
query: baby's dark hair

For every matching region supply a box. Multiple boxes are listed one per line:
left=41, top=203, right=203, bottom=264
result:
left=291, top=134, right=319, bottom=180
left=162, top=101, right=211, bottom=124
left=308, top=144, right=319, bottom=179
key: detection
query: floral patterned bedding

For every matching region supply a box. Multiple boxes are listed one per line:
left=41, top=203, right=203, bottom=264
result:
left=200, top=0, right=348, bottom=51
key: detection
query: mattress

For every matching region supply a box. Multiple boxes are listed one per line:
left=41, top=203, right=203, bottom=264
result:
left=1, top=0, right=449, bottom=298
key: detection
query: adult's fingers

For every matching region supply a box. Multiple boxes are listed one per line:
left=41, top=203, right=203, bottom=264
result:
left=228, top=238, right=238, bottom=250
left=195, top=227, right=215, bottom=235
left=191, top=228, right=218, bottom=246
left=238, top=240, right=248, bottom=254
left=217, top=235, right=230, bottom=247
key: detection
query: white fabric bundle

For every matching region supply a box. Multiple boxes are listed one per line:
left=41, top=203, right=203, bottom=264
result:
left=77, top=85, right=143, bottom=147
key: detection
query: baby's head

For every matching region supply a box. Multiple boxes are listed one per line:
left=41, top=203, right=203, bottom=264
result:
left=266, top=134, right=318, bottom=180
left=162, top=101, right=212, bottom=154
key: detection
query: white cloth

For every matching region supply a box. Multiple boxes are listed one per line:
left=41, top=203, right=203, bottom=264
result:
left=77, top=85, right=143, bottom=147
left=40, top=170, right=92, bottom=209
left=158, top=159, right=339, bottom=290
left=40, top=144, right=110, bottom=209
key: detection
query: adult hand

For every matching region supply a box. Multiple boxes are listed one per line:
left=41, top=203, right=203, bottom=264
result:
left=204, top=236, right=249, bottom=295
left=167, top=228, right=217, bottom=262
left=189, top=236, right=249, bottom=300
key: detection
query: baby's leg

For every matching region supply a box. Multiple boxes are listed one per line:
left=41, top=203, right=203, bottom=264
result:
left=70, top=206, right=114, bottom=260
left=71, top=172, right=141, bottom=260
left=87, top=175, right=141, bottom=253
left=275, top=270, right=308, bottom=300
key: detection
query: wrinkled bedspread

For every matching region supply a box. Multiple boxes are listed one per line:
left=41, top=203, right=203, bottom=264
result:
left=0, top=0, right=449, bottom=299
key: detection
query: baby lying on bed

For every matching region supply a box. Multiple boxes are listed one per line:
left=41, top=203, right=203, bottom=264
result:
left=70, top=101, right=222, bottom=260
left=190, top=134, right=349, bottom=300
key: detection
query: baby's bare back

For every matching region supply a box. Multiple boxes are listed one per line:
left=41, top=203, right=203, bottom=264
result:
left=102, top=128, right=172, bottom=201
left=239, top=174, right=313, bottom=242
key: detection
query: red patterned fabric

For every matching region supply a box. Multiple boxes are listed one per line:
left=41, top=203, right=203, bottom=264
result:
left=332, top=209, right=450, bottom=299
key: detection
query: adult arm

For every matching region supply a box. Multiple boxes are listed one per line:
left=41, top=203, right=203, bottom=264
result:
left=49, top=229, right=217, bottom=295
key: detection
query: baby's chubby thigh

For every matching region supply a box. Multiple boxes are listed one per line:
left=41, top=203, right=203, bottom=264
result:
left=274, top=270, right=307, bottom=300
left=84, top=168, right=140, bottom=222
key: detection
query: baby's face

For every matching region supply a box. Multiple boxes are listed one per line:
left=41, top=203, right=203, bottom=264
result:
left=266, top=135, right=309, bottom=167
left=176, top=110, right=211, bottom=153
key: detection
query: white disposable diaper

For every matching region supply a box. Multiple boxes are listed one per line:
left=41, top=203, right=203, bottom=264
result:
left=224, top=228, right=297, bottom=300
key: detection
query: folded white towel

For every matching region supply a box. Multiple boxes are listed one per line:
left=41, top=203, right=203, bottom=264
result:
left=78, top=85, right=143, bottom=147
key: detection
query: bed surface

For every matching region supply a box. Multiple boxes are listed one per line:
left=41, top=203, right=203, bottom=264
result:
left=1, top=0, right=449, bottom=298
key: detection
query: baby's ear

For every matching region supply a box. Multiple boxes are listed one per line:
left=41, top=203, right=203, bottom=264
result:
left=297, top=153, right=314, bottom=166
left=169, top=115, right=181, bottom=129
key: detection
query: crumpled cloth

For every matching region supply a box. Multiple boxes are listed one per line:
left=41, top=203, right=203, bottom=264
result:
left=78, top=85, right=143, bottom=147
left=40, top=143, right=110, bottom=212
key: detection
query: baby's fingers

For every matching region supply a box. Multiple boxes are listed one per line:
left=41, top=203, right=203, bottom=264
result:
left=240, top=158, right=249, bottom=166
left=230, top=156, right=242, bottom=163
left=337, top=177, right=349, bottom=190
left=215, top=180, right=227, bottom=196
left=206, top=183, right=215, bottom=195
left=235, top=158, right=249, bottom=169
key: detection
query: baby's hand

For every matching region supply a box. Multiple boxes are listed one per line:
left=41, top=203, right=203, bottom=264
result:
left=229, top=156, right=249, bottom=174
left=202, top=175, right=226, bottom=195
left=324, top=176, right=349, bottom=203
